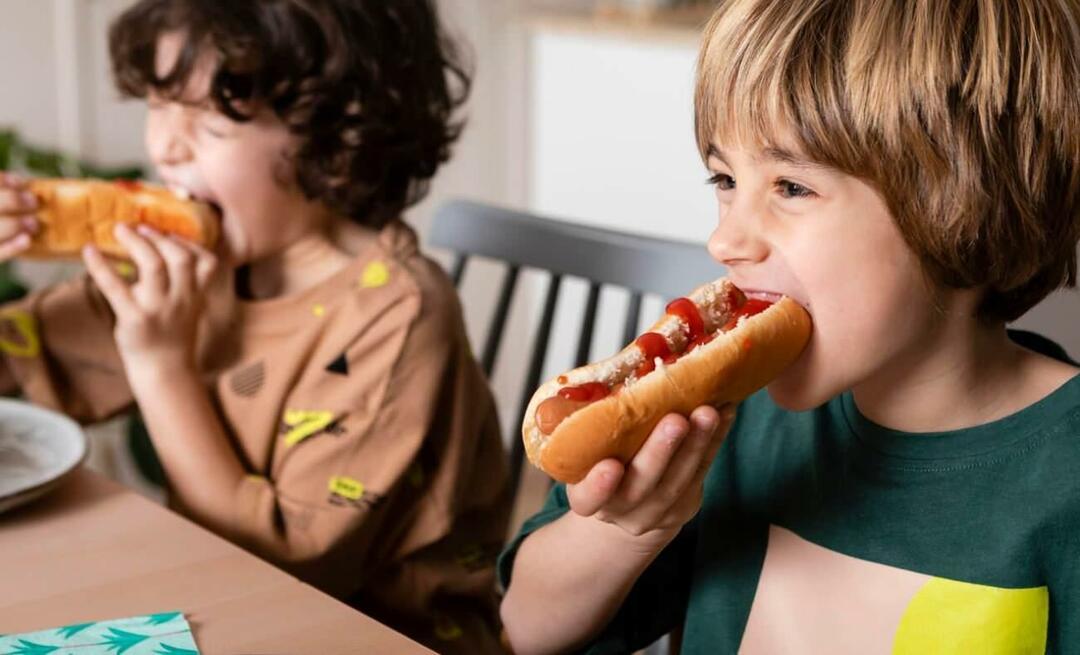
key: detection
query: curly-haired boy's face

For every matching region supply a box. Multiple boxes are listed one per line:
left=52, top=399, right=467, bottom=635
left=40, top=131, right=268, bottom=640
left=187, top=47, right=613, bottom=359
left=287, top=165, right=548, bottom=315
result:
left=704, top=137, right=968, bottom=411
left=144, top=32, right=328, bottom=264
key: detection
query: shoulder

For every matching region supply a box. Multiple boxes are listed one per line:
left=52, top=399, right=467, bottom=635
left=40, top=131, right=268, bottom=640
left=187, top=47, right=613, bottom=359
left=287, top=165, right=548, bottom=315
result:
left=332, top=220, right=467, bottom=363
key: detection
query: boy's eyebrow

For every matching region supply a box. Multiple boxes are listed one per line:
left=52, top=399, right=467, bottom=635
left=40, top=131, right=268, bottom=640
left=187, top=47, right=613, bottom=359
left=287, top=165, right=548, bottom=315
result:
left=707, top=144, right=830, bottom=171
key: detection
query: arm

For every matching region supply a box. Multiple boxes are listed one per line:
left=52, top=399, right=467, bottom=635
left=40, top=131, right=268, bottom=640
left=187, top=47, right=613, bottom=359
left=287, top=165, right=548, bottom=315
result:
left=501, top=407, right=733, bottom=655
left=82, top=224, right=245, bottom=529
left=124, top=364, right=246, bottom=529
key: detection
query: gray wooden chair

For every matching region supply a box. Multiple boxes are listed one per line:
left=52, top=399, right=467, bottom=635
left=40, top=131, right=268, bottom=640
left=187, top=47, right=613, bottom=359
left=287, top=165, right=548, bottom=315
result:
left=431, top=199, right=720, bottom=655
left=430, top=199, right=720, bottom=517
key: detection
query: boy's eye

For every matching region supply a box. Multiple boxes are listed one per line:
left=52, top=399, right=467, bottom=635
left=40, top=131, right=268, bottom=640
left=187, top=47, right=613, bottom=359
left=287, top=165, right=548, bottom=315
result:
left=707, top=172, right=735, bottom=191
left=776, top=179, right=815, bottom=199
left=198, top=116, right=232, bottom=138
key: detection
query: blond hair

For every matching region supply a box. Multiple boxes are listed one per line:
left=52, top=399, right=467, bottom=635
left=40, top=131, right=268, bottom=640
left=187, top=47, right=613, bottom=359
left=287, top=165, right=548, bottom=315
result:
left=695, top=0, right=1080, bottom=322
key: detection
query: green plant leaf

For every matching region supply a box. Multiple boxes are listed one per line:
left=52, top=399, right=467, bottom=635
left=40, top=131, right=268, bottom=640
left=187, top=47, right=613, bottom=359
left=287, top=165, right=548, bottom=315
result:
left=102, top=628, right=150, bottom=654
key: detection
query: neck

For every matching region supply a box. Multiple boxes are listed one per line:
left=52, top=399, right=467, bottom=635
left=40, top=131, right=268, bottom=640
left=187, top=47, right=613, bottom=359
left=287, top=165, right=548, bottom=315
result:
left=853, top=318, right=1077, bottom=433
left=242, top=225, right=354, bottom=300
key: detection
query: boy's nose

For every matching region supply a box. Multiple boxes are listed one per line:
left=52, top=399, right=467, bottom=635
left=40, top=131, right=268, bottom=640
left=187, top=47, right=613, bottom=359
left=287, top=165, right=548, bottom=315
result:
left=145, top=110, right=194, bottom=167
left=707, top=205, right=768, bottom=267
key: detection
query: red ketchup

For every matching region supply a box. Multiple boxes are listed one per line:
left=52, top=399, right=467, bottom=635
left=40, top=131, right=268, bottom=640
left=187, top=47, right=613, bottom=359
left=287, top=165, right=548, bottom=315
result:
left=634, top=332, right=671, bottom=377
left=114, top=179, right=142, bottom=192
left=557, top=382, right=611, bottom=402
left=722, top=298, right=773, bottom=331
left=665, top=297, right=704, bottom=342
left=536, top=382, right=612, bottom=434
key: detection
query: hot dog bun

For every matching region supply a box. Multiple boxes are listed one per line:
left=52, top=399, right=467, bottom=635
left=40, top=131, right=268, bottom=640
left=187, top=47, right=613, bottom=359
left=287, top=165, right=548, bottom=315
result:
left=26, top=178, right=219, bottom=258
left=522, top=278, right=811, bottom=483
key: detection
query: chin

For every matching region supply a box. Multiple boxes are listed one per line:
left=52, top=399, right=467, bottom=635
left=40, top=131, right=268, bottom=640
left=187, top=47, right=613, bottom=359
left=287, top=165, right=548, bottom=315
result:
left=762, top=348, right=839, bottom=412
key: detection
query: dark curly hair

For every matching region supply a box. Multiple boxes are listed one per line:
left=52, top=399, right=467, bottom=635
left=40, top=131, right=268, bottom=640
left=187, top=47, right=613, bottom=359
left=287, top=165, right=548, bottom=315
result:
left=109, top=0, right=470, bottom=228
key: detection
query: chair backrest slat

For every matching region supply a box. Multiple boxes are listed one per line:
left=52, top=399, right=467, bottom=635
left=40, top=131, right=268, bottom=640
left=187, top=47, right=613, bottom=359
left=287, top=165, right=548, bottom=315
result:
left=481, top=265, right=520, bottom=377
left=508, top=273, right=563, bottom=497
left=574, top=283, right=602, bottom=367
left=623, top=291, right=643, bottom=347
left=450, top=253, right=468, bottom=288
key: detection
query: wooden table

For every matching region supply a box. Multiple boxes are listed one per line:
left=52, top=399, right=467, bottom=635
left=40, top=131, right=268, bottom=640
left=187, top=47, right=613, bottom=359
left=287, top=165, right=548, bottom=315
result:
left=0, top=467, right=433, bottom=654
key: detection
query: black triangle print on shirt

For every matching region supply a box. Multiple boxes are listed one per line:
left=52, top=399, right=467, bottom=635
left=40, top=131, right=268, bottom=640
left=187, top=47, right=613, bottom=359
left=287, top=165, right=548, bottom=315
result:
left=326, top=353, right=349, bottom=376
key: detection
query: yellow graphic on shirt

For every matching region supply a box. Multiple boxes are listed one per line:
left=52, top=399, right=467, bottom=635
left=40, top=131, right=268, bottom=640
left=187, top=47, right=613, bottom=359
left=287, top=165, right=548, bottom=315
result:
left=282, top=410, right=336, bottom=446
left=0, top=310, right=40, bottom=358
left=312, top=303, right=326, bottom=317
left=893, top=578, right=1048, bottom=653
left=360, top=261, right=390, bottom=288
left=328, top=475, right=365, bottom=501
left=407, top=461, right=425, bottom=488
left=433, top=614, right=463, bottom=641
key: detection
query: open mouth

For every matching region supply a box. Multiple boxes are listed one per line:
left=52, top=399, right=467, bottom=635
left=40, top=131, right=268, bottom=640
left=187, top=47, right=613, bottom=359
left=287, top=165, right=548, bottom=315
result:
left=742, top=288, right=811, bottom=314
left=743, top=289, right=785, bottom=303
left=169, top=184, right=223, bottom=218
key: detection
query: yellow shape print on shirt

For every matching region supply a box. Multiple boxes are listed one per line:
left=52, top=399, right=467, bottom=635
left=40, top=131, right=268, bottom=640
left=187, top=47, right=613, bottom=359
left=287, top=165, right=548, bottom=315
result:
left=282, top=409, right=336, bottom=446
left=328, top=475, right=365, bottom=500
left=0, top=310, right=40, bottom=358
left=360, top=261, right=390, bottom=289
left=893, top=577, right=1048, bottom=654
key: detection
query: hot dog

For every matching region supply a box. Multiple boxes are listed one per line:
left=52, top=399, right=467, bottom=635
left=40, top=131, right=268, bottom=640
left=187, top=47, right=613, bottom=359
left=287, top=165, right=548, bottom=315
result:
left=26, top=178, right=219, bottom=258
left=521, top=278, right=812, bottom=483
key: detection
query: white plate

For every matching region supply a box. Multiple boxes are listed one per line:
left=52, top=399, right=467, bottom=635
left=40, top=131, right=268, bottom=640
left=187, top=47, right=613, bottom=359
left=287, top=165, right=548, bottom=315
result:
left=0, top=398, right=87, bottom=514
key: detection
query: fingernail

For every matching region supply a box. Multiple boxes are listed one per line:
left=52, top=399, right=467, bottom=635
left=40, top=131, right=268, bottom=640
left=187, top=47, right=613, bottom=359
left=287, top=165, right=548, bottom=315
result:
left=21, top=217, right=38, bottom=233
left=663, top=419, right=683, bottom=439
left=698, top=413, right=718, bottom=432
left=19, top=191, right=36, bottom=208
left=13, top=233, right=30, bottom=247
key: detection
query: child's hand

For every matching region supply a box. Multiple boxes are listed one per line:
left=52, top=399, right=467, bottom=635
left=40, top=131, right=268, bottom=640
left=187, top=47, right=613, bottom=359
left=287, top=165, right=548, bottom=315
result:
left=82, top=224, right=219, bottom=373
left=566, top=405, right=735, bottom=548
left=0, top=172, right=39, bottom=260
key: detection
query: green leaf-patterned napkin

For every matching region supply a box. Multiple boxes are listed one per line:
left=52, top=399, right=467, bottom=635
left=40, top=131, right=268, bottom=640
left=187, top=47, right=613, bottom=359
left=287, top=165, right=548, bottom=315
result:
left=0, top=612, right=199, bottom=654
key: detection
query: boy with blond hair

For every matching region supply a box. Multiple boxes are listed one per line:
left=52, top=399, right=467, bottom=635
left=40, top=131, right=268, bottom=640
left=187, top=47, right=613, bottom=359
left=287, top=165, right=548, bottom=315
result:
left=499, top=0, right=1080, bottom=652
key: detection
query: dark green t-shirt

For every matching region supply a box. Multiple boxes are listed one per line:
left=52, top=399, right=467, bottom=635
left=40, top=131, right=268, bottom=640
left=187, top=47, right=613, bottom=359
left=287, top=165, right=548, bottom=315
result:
left=500, top=370, right=1080, bottom=653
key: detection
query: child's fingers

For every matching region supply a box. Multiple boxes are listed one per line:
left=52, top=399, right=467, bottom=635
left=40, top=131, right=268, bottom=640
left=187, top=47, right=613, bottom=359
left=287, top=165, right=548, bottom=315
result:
left=0, top=233, right=32, bottom=260
left=138, top=227, right=196, bottom=298
left=567, top=459, right=626, bottom=518
left=0, top=187, right=37, bottom=217
left=167, top=235, right=219, bottom=291
left=653, top=405, right=733, bottom=501
left=607, top=415, right=691, bottom=510
left=114, top=224, right=167, bottom=295
left=82, top=246, right=138, bottom=316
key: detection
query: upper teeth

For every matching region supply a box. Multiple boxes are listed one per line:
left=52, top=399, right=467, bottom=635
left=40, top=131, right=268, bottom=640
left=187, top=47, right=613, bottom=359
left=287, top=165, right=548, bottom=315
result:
left=169, top=185, right=192, bottom=200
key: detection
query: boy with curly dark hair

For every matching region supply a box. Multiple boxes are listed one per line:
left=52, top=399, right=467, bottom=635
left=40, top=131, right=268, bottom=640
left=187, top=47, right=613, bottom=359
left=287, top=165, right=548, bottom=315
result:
left=0, top=1, right=510, bottom=651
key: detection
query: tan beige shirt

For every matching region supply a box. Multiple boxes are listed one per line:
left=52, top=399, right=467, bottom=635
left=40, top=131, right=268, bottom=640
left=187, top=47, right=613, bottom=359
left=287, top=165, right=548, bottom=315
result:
left=0, top=220, right=511, bottom=654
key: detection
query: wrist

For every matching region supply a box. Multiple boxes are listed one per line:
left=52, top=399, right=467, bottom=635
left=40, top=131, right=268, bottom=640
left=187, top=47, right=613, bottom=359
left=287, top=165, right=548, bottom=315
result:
left=123, top=352, right=199, bottom=385
left=566, top=511, right=679, bottom=559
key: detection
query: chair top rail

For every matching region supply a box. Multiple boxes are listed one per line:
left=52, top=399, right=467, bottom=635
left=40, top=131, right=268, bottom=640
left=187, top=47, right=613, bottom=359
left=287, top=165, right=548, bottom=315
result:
left=430, top=199, right=723, bottom=299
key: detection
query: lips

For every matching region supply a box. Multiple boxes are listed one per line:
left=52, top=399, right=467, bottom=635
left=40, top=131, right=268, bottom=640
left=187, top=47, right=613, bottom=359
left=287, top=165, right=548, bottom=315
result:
left=162, top=177, right=223, bottom=219
left=738, top=287, right=811, bottom=313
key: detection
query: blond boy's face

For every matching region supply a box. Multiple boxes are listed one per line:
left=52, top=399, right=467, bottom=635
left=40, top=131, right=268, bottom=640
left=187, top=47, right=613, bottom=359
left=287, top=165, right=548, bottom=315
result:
left=143, top=32, right=327, bottom=265
left=705, top=138, right=942, bottom=410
